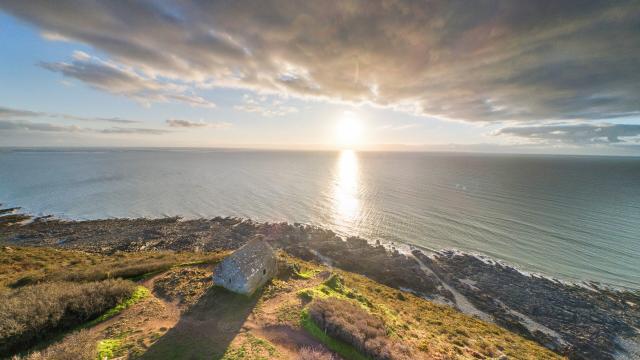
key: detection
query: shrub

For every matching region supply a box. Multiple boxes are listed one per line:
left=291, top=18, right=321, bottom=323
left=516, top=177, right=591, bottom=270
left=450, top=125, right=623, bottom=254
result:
left=0, top=279, right=135, bottom=355
left=13, top=330, right=96, bottom=360
left=298, top=346, right=335, bottom=360
left=308, top=298, right=412, bottom=360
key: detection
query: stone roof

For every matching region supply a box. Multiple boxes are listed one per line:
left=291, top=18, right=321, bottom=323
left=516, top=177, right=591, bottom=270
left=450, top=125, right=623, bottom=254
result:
left=226, top=237, right=275, bottom=278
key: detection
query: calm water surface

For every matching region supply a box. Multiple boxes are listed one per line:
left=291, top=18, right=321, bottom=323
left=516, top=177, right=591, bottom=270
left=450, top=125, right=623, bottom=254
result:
left=1, top=149, right=639, bottom=289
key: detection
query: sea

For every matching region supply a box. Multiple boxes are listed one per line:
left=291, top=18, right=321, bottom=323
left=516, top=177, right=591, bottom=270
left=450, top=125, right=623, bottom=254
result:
left=1, top=148, right=639, bottom=289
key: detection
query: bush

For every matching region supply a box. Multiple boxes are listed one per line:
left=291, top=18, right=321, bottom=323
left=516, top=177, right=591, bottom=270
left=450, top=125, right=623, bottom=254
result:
left=0, top=279, right=135, bottom=355
left=308, top=298, right=412, bottom=360
left=298, top=346, right=335, bottom=360
left=13, top=330, right=96, bottom=360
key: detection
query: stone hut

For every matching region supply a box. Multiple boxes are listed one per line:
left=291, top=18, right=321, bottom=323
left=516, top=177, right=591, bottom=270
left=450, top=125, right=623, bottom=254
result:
left=212, top=236, right=277, bottom=295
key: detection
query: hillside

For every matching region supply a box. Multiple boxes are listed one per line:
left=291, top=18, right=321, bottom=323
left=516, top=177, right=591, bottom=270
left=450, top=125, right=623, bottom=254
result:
left=0, top=246, right=560, bottom=360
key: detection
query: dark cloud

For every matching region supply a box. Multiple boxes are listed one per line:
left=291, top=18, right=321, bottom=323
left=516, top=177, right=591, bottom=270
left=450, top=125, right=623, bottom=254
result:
left=166, top=119, right=231, bottom=128
left=494, top=123, right=640, bottom=144
left=2, top=1, right=639, bottom=122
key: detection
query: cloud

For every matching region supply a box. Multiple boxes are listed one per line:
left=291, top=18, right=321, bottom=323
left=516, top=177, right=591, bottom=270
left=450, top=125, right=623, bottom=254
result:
left=0, top=119, right=81, bottom=132
left=2, top=1, right=639, bottom=123
left=378, top=123, right=421, bottom=131
left=97, top=127, right=171, bottom=135
left=0, top=105, right=141, bottom=124
left=166, top=119, right=231, bottom=128
left=0, top=117, right=169, bottom=135
left=0, top=105, right=173, bottom=135
left=235, top=94, right=298, bottom=117
left=494, top=123, right=640, bottom=145
left=0, top=106, right=43, bottom=118
left=40, top=54, right=215, bottom=108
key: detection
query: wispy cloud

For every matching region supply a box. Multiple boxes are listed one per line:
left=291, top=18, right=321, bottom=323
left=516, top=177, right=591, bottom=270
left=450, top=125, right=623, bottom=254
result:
left=0, top=106, right=169, bottom=135
left=39, top=54, right=215, bottom=108
left=97, top=127, right=171, bottom=135
left=0, top=105, right=141, bottom=124
left=494, top=123, right=640, bottom=145
left=378, top=123, right=421, bottom=131
left=0, top=119, right=82, bottom=132
left=234, top=94, right=298, bottom=117
left=0, top=119, right=171, bottom=135
left=166, top=119, right=231, bottom=128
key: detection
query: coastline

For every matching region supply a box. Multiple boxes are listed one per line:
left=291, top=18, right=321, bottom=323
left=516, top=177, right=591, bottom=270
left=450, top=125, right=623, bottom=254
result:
left=1, top=207, right=639, bottom=359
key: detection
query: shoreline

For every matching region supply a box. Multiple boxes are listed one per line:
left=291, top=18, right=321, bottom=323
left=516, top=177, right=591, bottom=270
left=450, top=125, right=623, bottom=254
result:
left=1, top=207, right=640, bottom=359
left=2, top=201, right=637, bottom=292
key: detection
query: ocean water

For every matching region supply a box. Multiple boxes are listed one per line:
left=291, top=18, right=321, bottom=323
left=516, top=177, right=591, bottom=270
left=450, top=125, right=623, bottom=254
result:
left=1, top=148, right=639, bottom=289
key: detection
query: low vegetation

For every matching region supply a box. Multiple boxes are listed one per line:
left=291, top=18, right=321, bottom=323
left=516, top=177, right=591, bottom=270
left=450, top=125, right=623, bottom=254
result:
left=12, top=330, right=96, bottom=360
left=308, top=297, right=412, bottom=360
left=0, top=246, right=225, bottom=288
left=298, top=346, right=336, bottom=360
left=0, top=279, right=135, bottom=355
left=288, top=254, right=562, bottom=359
left=84, top=285, right=150, bottom=327
left=220, top=333, right=278, bottom=360
left=0, top=246, right=562, bottom=359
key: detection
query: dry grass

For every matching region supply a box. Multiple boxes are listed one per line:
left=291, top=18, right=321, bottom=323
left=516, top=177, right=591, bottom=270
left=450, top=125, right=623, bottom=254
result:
left=0, top=279, right=135, bottom=355
left=309, top=298, right=412, bottom=360
left=0, top=246, right=225, bottom=288
left=298, top=346, right=336, bottom=360
left=12, top=330, right=96, bottom=360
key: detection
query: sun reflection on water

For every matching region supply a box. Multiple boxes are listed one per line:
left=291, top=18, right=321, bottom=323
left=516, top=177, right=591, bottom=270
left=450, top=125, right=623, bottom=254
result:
left=333, top=150, right=360, bottom=225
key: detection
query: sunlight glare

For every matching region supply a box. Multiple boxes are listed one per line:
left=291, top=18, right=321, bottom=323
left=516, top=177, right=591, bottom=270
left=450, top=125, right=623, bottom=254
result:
left=333, top=149, right=360, bottom=224
left=335, top=111, right=363, bottom=148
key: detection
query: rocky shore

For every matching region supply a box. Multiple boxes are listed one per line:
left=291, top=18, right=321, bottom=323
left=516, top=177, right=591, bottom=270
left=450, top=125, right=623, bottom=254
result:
left=1, top=208, right=639, bottom=359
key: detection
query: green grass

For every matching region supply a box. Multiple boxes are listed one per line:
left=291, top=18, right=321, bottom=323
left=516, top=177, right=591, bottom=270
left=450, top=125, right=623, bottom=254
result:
left=293, top=268, right=318, bottom=279
left=300, top=309, right=370, bottom=360
left=84, top=286, right=150, bottom=328
left=97, top=338, right=122, bottom=359
left=297, top=274, right=372, bottom=308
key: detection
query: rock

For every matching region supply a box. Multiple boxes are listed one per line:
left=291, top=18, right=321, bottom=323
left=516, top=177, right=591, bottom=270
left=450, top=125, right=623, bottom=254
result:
left=212, top=235, right=277, bottom=295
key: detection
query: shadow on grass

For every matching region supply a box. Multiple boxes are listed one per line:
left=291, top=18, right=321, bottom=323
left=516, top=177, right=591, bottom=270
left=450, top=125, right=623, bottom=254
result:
left=141, top=286, right=260, bottom=360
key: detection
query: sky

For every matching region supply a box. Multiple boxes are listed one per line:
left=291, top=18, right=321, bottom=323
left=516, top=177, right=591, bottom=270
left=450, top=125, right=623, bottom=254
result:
left=0, top=0, right=639, bottom=155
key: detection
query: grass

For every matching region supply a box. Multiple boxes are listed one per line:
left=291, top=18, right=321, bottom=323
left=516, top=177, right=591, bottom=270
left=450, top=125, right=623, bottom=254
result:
left=282, top=253, right=562, bottom=359
left=13, top=330, right=96, bottom=360
left=84, top=286, right=150, bottom=328
left=2, top=247, right=563, bottom=360
left=298, top=273, right=372, bottom=309
left=97, top=338, right=122, bottom=359
left=221, top=333, right=278, bottom=360
left=0, top=246, right=226, bottom=288
left=300, top=309, right=369, bottom=360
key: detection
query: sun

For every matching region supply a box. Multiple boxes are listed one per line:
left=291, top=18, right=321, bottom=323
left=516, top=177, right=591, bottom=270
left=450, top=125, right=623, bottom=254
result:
left=335, top=111, right=364, bottom=148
